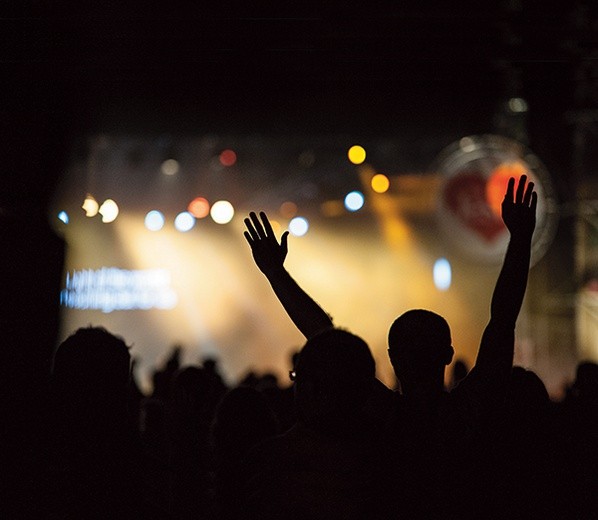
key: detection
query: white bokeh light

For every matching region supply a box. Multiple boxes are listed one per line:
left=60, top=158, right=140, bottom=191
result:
left=433, top=258, right=452, bottom=291
left=58, top=211, right=69, bottom=224
left=289, top=217, right=309, bottom=237
left=161, top=159, right=179, bottom=176
left=99, top=199, right=119, bottom=223
left=145, top=210, right=165, bottom=231
left=82, top=194, right=99, bottom=217
left=210, top=200, right=235, bottom=224
left=174, top=211, right=196, bottom=232
left=344, top=191, right=365, bottom=212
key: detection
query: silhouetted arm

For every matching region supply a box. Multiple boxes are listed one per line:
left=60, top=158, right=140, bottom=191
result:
left=244, top=211, right=333, bottom=338
left=474, top=175, right=537, bottom=378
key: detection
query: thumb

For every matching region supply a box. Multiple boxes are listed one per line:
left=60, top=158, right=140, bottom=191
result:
left=281, top=231, right=290, bottom=255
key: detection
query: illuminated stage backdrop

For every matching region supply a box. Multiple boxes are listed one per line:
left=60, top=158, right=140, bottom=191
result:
left=51, top=134, right=557, bottom=392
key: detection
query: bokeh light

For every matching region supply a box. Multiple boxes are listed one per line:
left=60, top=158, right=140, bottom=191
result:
left=188, top=197, right=210, bottom=218
left=486, top=161, right=529, bottom=216
left=344, top=191, right=365, bottom=211
left=219, top=149, right=237, bottom=167
left=210, top=200, right=235, bottom=224
left=82, top=194, right=99, bottom=217
left=508, top=97, right=528, bottom=113
left=289, top=217, right=309, bottom=237
left=371, top=174, right=390, bottom=193
left=280, top=201, right=298, bottom=219
left=459, top=137, right=476, bottom=153
left=58, top=211, right=69, bottom=224
left=433, top=258, right=452, bottom=291
left=145, top=210, right=165, bottom=231
left=348, top=145, right=366, bottom=165
left=174, top=211, right=196, bottom=232
left=99, top=199, right=119, bottom=223
left=161, top=159, right=179, bottom=176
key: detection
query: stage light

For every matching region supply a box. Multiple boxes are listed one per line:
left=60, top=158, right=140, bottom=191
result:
left=348, top=145, right=366, bottom=165
left=210, top=200, right=234, bottom=224
left=188, top=197, right=210, bottom=218
left=161, top=159, right=179, bottom=176
left=58, top=211, right=69, bottom=224
left=280, top=201, right=298, bottom=219
left=371, top=174, right=390, bottom=193
left=344, top=191, right=365, bottom=212
left=174, top=211, right=196, bottom=232
left=433, top=258, right=452, bottom=291
left=289, top=217, right=309, bottom=237
left=82, top=194, right=99, bottom=217
left=99, top=199, right=119, bottom=223
left=219, top=149, right=237, bottom=167
left=508, top=97, right=528, bottom=113
left=145, top=210, right=165, bottom=231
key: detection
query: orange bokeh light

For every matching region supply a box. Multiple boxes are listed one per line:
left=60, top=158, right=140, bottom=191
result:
left=486, top=162, right=529, bottom=216
left=280, top=201, right=298, bottom=219
left=188, top=197, right=210, bottom=218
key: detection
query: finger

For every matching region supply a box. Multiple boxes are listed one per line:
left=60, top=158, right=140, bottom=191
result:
left=244, top=217, right=259, bottom=241
left=530, top=191, right=538, bottom=214
left=523, top=181, right=534, bottom=207
left=280, top=230, right=289, bottom=255
left=250, top=211, right=266, bottom=239
left=516, top=175, right=527, bottom=203
left=243, top=231, right=254, bottom=246
left=504, top=177, right=515, bottom=202
left=260, top=211, right=274, bottom=239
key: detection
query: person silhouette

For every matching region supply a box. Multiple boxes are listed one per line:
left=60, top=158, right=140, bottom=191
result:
left=242, top=328, right=390, bottom=520
left=244, top=175, right=537, bottom=517
left=44, top=326, right=166, bottom=519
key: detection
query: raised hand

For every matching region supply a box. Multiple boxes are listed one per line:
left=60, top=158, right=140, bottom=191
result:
left=501, top=175, right=537, bottom=238
left=244, top=211, right=289, bottom=275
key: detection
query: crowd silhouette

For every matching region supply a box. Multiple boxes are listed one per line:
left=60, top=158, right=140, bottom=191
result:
left=7, top=176, right=598, bottom=519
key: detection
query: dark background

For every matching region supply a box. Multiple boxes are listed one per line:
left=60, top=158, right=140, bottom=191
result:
left=4, top=0, right=597, bottom=209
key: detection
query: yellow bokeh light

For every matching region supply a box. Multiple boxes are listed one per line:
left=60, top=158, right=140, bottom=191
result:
left=348, top=145, right=366, bottom=165
left=371, top=174, right=390, bottom=193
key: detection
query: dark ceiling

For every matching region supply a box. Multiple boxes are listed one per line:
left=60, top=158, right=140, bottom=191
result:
left=2, top=1, right=597, bottom=205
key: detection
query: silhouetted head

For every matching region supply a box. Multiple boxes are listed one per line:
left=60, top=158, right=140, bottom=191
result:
left=293, top=328, right=375, bottom=433
left=388, top=310, right=454, bottom=390
left=52, top=326, right=131, bottom=410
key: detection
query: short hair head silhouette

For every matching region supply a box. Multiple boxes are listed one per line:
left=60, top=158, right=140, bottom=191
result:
left=388, top=309, right=454, bottom=392
left=52, top=326, right=131, bottom=412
